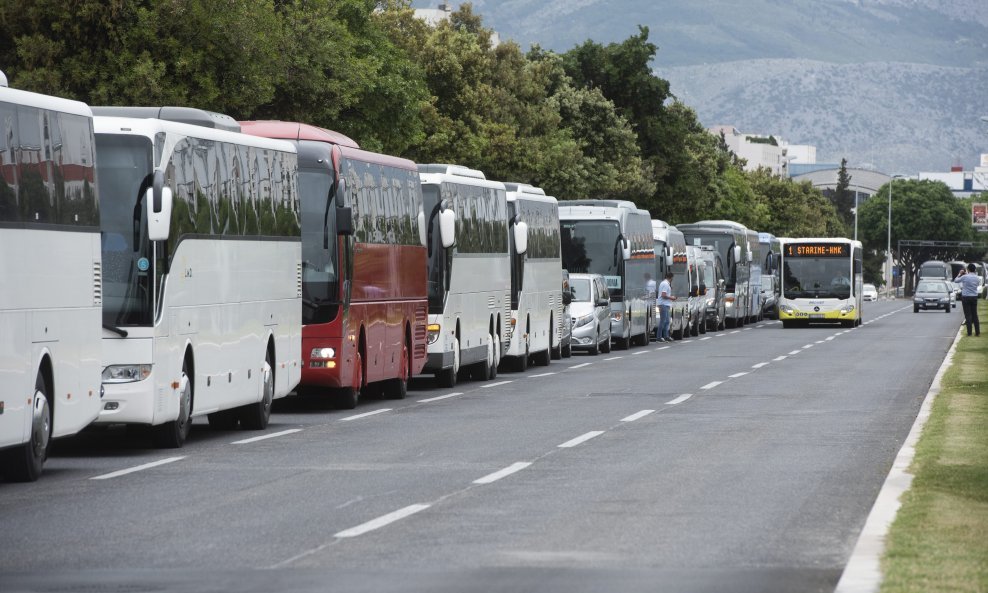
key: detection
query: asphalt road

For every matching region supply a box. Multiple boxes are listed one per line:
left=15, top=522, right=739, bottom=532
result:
left=0, top=300, right=963, bottom=593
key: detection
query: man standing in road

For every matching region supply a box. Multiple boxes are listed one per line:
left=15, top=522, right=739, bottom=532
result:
left=954, top=263, right=981, bottom=337
left=657, top=272, right=677, bottom=342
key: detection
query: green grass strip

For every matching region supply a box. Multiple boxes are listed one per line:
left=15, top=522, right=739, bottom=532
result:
left=881, top=300, right=988, bottom=593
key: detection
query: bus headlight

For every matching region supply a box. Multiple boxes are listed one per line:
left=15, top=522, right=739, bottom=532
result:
left=840, top=304, right=855, bottom=315
left=310, top=347, right=336, bottom=360
left=427, top=324, right=441, bottom=344
left=102, top=364, right=152, bottom=383
left=779, top=304, right=793, bottom=314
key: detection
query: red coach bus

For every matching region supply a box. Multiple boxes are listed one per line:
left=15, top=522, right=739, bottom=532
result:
left=241, top=121, right=427, bottom=408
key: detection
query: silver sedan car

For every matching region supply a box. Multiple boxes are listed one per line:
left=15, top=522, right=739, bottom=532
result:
left=568, top=273, right=612, bottom=355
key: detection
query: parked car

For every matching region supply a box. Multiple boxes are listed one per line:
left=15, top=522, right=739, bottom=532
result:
left=913, top=280, right=953, bottom=313
left=761, top=275, right=779, bottom=318
left=862, top=283, right=878, bottom=301
left=947, top=281, right=961, bottom=307
left=568, top=273, right=612, bottom=355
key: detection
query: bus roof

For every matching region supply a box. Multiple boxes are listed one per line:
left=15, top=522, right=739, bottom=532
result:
left=0, top=85, right=92, bottom=118
left=94, top=116, right=297, bottom=155
left=239, top=120, right=359, bottom=148
left=418, top=163, right=487, bottom=179
left=93, top=106, right=240, bottom=132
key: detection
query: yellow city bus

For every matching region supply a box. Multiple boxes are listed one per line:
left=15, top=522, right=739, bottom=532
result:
left=778, top=238, right=863, bottom=328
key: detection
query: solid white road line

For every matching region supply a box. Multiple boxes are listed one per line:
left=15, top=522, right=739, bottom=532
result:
left=481, top=380, right=513, bottom=388
left=90, top=457, right=186, bottom=481
left=700, top=381, right=722, bottom=390
left=232, top=429, right=302, bottom=445
left=728, top=372, right=749, bottom=378
left=558, top=431, right=605, bottom=448
left=418, top=392, right=463, bottom=403
left=473, top=462, right=532, bottom=485
left=570, top=362, right=592, bottom=369
left=340, top=409, right=392, bottom=422
left=334, top=504, right=431, bottom=538
left=665, top=393, right=693, bottom=405
left=752, top=362, right=770, bottom=369
left=528, top=372, right=556, bottom=378
left=621, top=409, right=656, bottom=422
left=774, top=355, right=788, bottom=361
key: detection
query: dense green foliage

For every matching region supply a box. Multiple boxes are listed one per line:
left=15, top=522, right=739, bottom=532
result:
left=0, top=0, right=936, bottom=240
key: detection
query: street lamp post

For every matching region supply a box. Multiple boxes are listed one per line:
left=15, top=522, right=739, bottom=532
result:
left=886, top=175, right=905, bottom=299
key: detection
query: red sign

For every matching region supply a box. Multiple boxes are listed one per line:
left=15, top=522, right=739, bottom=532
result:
left=974, top=203, right=988, bottom=229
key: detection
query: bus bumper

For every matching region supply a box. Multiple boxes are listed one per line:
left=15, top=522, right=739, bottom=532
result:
left=96, top=370, right=168, bottom=426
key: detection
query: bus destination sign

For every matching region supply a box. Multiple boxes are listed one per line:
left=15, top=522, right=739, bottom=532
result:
left=786, top=243, right=849, bottom=258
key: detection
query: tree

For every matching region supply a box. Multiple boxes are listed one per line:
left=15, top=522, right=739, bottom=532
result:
left=832, top=158, right=855, bottom=229
left=857, top=179, right=975, bottom=292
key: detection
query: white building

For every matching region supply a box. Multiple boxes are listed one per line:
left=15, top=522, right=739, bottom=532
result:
left=413, top=3, right=501, bottom=46
left=709, top=125, right=794, bottom=177
left=918, top=155, right=988, bottom=198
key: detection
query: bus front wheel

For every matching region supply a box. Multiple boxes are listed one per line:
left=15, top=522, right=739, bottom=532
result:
left=2, top=373, right=51, bottom=482
left=241, top=351, right=274, bottom=429
left=153, top=366, right=192, bottom=448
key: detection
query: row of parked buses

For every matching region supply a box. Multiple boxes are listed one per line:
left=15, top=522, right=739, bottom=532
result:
left=0, top=78, right=870, bottom=482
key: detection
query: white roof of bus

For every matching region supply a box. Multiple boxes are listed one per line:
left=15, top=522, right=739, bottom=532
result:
left=94, top=116, right=296, bottom=154
left=419, top=167, right=506, bottom=191
left=559, top=203, right=623, bottom=220
left=0, top=85, right=93, bottom=118
left=783, top=237, right=861, bottom=248
left=506, top=183, right=556, bottom=205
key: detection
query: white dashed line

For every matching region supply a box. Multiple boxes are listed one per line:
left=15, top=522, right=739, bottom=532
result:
left=774, top=355, right=788, bottom=361
left=826, top=336, right=836, bottom=341
left=418, top=392, right=463, bottom=403
left=604, top=356, right=624, bottom=361
left=716, top=333, right=726, bottom=337
left=700, top=337, right=711, bottom=341
left=752, top=362, right=770, bottom=369
left=730, top=330, right=741, bottom=334
left=665, top=393, right=693, bottom=405
left=335, top=504, right=431, bottom=538
left=621, top=409, right=656, bottom=422
left=340, top=409, right=392, bottom=422
left=558, top=431, right=605, bottom=448
left=632, top=350, right=649, bottom=355
left=232, top=429, right=302, bottom=445
left=656, top=346, right=670, bottom=350
left=815, top=340, right=825, bottom=344
left=802, top=344, right=814, bottom=349
left=729, top=372, right=749, bottom=378
left=700, top=381, right=723, bottom=390
left=90, top=457, right=186, bottom=481
left=788, top=350, right=802, bottom=355
left=570, top=363, right=592, bottom=369
left=481, top=380, right=513, bottom=388
left=473, top=462, right=532, bottom=484
left=528, top=372, right=556, bottom=378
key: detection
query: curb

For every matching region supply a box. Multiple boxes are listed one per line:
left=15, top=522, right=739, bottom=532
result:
left=834, top=327, right=962, bottom=592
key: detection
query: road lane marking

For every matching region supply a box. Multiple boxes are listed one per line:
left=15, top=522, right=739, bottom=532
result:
left=802, top=344, right=814, bottom=349
left=665, top=394, right=693, bottom=405
left=752, top=362, right=770, bottom=369
left=621, top=409, right=656, bottom=422
left=742, top=328, right=752, bottom=331
left=558, top=431, right=605, bottom=448
left=481, top=380, right=513, bottom=388
left=340, top=409, right=392, bottom=422
left=788, top=350, right=802, bottom=355
left=700, top=381, right=722, bottom=390
left=826, top=336, right=836, bottom=341
left=232, top=429, right=302, bottom=445
left=774, top=355, right=788, bottom=361
left=528, top=372, right=556, bottom=378
left=716, top=333, right=726, bottom=337
left=604, top=356, right=624, bottom=361
left=656, top=346, right=670, bottom=351
left=632, top=350, right=649, bottom=355
left=334, top=504, right=431, bottom=538
left=730, top=330, right=741, bottom=334
left=90, top=457, right=186, bottom=481
left=570, top=363, right=592, bottom=369
left=728, top=372, right=749, bottom=378
left=700, top=337, right=711, bottom=341
left=473, top=462, right=532, bottom=484
left=418, top=392, right=463, bottom=403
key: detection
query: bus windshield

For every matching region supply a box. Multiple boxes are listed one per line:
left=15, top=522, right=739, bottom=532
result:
left=299, top=168, right=339, bottom=323
left=561, top=220, right=622, bottom=298
left=95, top=134, right=154, bottom=327
left=783, top=258, right=852, bottom=299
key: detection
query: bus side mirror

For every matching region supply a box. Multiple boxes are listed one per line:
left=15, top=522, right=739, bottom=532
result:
left=146, top=184, right=172, bottom=242
left=336, top=206, right=354, bottom=236
left=439, top=208, right=456, bottom=248
left=733, top=245, right=742, bottom=262
left=513, top=220, right=528, bottom=255
left=622, top=238, right=632, bottom=261
left=417, top=210, right=427, bottom=246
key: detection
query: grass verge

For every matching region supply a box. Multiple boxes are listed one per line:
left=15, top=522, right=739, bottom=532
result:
left=881, top=300, right=988, bottom=593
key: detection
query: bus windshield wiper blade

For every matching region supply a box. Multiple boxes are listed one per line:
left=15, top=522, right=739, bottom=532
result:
left=102, top=323, right=128, bottom=338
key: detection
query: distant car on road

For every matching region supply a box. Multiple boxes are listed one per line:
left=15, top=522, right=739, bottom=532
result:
left=913, top=280, right=953, bottom=313
left=568, top=273, right=612, bottom=355
left=947, top=281, right=961, bottom=307
left=862, top=283, right=878, bottom=301
left=760, top=275, right=778, bottom=318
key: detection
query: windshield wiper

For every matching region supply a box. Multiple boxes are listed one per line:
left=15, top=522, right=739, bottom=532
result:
left=102, top=323, right=128, bottom=338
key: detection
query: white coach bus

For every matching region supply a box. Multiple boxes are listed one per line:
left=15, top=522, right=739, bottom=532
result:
left=560, top=200, right=655, bottom=349
left=419, top=164, right=510, bottom=387
left=92, top=107, right=302, bottom=447
left=503, top=183, right=562, bottom=371
left=0, top=78, right=103, bottom=481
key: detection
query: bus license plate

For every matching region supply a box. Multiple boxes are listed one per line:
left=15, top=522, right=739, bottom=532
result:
left=809, top=314, right=824, bottom=319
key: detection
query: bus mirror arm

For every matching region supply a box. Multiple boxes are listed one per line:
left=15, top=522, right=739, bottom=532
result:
left=146, top=170, right=172, bottom=242
left=332, top=179, right=353, bottom=239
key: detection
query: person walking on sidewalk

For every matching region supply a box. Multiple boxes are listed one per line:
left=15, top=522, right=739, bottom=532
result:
left=954, top=263, right=981, bottom=336
left=657, top=272, right=677, bottom=342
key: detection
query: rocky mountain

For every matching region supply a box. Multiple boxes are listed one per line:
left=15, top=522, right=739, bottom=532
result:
left=413, top=0, right=988, bottom=174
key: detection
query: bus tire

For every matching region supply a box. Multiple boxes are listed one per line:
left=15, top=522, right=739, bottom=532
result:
left=386, top=339, right=409, bottom=399
left=337, top=352, right=362, bottom=410
left=2, top=373, right=51, bottom=482
left=241, top=351, right=275, bottom=429
left=153, top=364, right=193, bottom=448
left=472, top=338, right=494, bottom=382
left=436, top=338, right=459, bottom=388
left=562, top=338, right=572, bottom=358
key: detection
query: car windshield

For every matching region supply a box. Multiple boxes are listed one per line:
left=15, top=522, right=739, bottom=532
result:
left=863, top=284, right=876, bottom=292
left=916, top=281, right=947, bottom=293
left=571, top=278, right=592, bottom=302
